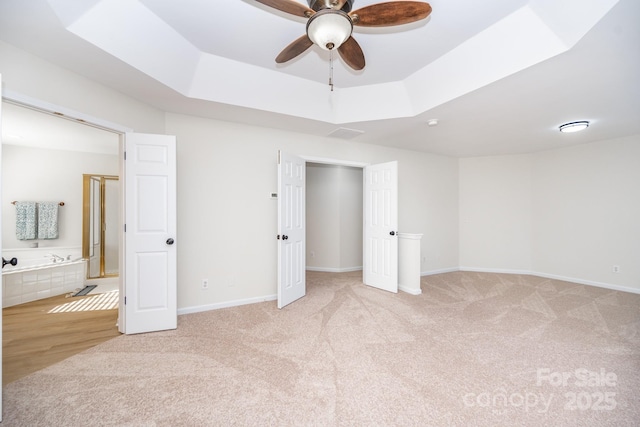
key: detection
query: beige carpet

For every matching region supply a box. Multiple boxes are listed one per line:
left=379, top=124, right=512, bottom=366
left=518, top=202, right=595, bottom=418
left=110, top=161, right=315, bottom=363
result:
left=3, top=271, right=639, bottom=426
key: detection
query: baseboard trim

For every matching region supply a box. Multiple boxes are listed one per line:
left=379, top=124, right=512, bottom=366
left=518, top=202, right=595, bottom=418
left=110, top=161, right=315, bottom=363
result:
left=177, top=268, right=639, bottom=316
left=421, top=267, right=460, bottom=276
left=459, top=267, right=640, bottom=295
left=306, top=266, right=363, bottom=273
left=459, top=266, right=531, bottom=275
left=532, top=272, right=640, bottom=295
left=178, top=294, right=277, bottom=316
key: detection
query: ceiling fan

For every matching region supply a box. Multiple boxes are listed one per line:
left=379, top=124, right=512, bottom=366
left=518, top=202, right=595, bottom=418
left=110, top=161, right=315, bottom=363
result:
left=255, top=0, right=432, bottom=71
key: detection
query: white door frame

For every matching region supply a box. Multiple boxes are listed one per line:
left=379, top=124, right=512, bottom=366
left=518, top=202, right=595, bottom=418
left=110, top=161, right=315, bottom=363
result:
left=3, top=90, right=132, bottom=135
left=299, top=155, right=369, bottom=280
left=301, top=155, right=368, bottom=169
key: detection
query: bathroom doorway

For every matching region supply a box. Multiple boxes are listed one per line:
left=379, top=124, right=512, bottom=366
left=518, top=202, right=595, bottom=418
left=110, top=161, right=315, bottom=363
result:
left=1, top=100, right=120, bottom=285
left=2, top=99, right=121, bottom=383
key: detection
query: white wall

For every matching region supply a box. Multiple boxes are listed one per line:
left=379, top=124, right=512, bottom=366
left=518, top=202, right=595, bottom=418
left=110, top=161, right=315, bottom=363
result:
left=459, top=155, right=533, bottom=271
left=405, top=153, right=459, bottom=273
left=531, top=135, right=640, bottom=290
left=306, top=163, right=362, bottom=271
left=306, top=163, right=340, bottom=270
left=166, top=113, right=460, bottom=310
left=338, top=166, right=363, bottom=270
left=0, top=40, right=165, bottom=134
left=458, top=135, right=640, bottom=292
left=2, top=144, right=119, bottom=250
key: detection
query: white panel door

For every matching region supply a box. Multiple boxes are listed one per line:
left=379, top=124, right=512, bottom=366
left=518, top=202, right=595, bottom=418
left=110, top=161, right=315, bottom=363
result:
left=277, top=151, right=306, bottom=308
left=123, top=132, right=177, bottom=334
left=363, top=161, right=398, bottom=293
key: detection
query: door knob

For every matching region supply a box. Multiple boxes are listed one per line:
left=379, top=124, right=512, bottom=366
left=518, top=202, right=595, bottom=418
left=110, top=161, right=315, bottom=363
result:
left=282, top=235, right=289, bottom=240
left=389, top=231, right=396, bottom=236
left=166, top=238, right=175, bottom=245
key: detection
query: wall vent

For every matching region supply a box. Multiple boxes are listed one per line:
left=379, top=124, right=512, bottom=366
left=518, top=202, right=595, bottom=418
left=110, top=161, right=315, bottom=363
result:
left=327, top=127, right=364, bottom=140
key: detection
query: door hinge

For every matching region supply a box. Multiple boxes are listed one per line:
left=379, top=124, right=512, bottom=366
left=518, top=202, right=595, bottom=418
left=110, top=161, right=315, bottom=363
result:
left=124, top=296, right=127, bottom=305
left=124, top=151, right=126, bottom=160
left=124, top=224, right=126, bottom=232
left=277, top=150, right=281, bottom=165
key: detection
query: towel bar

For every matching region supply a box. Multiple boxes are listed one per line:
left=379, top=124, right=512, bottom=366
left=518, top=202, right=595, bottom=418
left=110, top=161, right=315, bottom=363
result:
left=12, top=201, right=65, bottom=206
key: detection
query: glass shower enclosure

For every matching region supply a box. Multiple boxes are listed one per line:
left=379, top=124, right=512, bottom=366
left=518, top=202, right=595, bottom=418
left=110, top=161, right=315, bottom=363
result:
left=82, top=174, right=119, bottom=279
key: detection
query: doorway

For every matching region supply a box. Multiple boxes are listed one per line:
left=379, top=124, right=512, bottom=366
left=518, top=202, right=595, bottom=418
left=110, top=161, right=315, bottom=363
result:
left=306, top=163, right=363, bottom=274
left=2, top=100, right=120, bottom=282
left=278, top=154, right=399, bottom=308
left=1, top=100, right=121, bottom=382
left=3, top=95, right=178, bottom=336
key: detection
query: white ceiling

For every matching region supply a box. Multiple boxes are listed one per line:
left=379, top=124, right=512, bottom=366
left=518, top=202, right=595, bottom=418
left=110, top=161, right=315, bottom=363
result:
left=0, top=0, right=638, bottom=157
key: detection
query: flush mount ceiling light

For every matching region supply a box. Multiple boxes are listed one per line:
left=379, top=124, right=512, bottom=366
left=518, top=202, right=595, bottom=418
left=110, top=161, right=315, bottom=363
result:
left=559, top=121, right=590, bottom=133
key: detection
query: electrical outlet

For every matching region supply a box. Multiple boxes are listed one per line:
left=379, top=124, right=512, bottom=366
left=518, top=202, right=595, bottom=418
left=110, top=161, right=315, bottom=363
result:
left=202, top=279, right=209, bottom=289
left=310, top=251, right=315, bottom=258
left=422, top=256, right=426, bottom=264
left=612, top=265, right=620, bottom=273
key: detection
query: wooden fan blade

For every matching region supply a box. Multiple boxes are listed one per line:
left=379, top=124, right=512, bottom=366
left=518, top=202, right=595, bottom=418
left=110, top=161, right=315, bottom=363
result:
left=338, top=36, right=365, bottom=70
left=254, top=0, right=314, bottom=18
left=350, top=2, right=432, bottom=27
left=276, top=35, right=314, bottom=63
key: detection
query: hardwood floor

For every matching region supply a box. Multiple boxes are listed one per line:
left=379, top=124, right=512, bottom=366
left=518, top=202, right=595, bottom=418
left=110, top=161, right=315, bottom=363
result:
left=2, top=291, right=120, bottom=385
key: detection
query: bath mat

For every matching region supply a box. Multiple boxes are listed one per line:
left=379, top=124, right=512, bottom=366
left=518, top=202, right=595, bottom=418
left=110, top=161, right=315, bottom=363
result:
left=72, top=285, right=97, bottom=297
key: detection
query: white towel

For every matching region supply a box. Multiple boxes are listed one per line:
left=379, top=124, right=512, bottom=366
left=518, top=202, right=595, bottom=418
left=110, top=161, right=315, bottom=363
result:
left=15, top=201, right=37, bottom=240
left=37, top=202, right=59, bottom=239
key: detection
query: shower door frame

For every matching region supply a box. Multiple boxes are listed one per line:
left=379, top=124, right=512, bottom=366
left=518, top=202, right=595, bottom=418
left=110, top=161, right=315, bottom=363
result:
left=82, top=174, right=120, bottom=279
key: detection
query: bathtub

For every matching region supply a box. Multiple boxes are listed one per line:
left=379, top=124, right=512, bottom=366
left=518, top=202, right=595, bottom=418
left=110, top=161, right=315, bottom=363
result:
left=2, top=247, right=86, bottom=308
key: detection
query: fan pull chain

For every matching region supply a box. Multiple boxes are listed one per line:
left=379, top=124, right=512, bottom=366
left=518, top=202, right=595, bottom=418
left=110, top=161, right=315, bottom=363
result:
left=329, top=49, right=334, bottom=92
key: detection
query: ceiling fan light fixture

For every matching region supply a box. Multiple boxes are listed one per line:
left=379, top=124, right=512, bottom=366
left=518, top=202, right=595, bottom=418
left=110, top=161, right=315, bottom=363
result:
left=306, top=9, right=353, bottom=51
left=559, top=121, right=590, bottom=133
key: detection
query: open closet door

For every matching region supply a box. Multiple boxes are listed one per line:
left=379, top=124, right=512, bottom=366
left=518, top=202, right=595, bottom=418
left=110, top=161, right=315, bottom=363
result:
left=277, top=151, right=306, bottom=308
left=363, top=161, right=398, bottom=293
left=122, top=132, right=177, bottom=334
